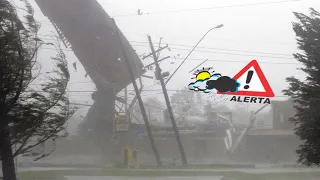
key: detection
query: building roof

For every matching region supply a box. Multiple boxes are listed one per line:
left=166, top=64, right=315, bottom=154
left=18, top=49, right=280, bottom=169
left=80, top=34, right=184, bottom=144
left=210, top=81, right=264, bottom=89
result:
left=271, top=98, right=295, bottom=115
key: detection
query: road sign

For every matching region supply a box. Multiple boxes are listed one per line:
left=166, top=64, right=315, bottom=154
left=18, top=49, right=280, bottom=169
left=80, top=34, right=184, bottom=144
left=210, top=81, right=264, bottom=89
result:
left=115, top=113, right=130, bottom=132
left=218, top=60, right=274, bottom=97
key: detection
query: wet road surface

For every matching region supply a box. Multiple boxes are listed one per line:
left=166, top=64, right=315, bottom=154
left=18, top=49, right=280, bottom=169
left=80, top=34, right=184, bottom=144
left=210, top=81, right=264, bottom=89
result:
left=64, top=176, right=223, bottom=180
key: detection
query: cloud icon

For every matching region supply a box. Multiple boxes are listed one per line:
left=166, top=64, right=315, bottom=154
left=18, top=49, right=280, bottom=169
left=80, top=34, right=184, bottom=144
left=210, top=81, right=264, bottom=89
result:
left=188, top=67, right=228, bottom=93
left=188, top=72, right=241, bottom=94
left=188, top=75, right=219, bottom=93
left=194, top=80, right=207, bottom=90
left=206, top=76, right=240, bottom=93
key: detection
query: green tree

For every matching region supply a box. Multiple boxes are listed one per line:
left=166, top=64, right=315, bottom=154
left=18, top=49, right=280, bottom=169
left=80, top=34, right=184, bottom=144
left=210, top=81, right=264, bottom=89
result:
left=0, top=1, right=74, bottom=179
left=283, top=8, right=320, bottom=166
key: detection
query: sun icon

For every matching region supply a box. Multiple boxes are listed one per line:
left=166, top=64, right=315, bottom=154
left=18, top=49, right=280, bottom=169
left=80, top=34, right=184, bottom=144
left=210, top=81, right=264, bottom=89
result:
left=192, top=67, right=218, bottom=81
left=189, top=67, right=223, bottom=93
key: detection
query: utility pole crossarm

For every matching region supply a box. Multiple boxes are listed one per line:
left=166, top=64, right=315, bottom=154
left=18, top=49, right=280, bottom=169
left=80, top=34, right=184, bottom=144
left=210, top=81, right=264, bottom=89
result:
left=144, top=56, right=170, bottom=69
left=142, top=45, right=168, bottom=60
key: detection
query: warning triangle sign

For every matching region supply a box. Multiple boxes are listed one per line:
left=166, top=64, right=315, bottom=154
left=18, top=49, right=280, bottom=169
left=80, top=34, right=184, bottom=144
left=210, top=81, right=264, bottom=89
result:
left=217, top=60, right=274, bottom=97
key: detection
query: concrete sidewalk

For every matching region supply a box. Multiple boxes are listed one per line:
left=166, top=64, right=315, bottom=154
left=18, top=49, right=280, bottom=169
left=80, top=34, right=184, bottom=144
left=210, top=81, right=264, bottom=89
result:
left=65, top=176, right=224, bottom=180
left=18, top=166, right=320, bottom=174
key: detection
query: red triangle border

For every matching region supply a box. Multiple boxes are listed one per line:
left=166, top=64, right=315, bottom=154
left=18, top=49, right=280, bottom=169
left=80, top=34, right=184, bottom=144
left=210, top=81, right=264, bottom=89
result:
left=217, top=60, right=275, bottom=97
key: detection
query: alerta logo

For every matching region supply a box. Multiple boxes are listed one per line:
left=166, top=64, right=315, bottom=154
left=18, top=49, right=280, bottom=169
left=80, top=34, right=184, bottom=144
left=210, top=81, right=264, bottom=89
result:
left=188, top=60, right=274, bottom=104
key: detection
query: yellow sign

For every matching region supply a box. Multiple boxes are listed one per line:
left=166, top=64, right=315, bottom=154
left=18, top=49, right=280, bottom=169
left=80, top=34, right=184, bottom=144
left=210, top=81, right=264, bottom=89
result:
left=115, top=113, right=130, bottom=132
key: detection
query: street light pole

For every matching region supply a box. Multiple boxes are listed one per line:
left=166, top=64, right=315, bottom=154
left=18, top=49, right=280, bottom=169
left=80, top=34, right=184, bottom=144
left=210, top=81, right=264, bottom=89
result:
left=165, top=24, right=224, bottom=85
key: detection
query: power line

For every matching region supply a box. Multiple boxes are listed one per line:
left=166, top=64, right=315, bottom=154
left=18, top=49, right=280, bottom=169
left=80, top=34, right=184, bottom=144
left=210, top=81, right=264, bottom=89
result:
left=182, top=58, right=300, bottom=64
left=31, top=81, right=94, bottom=86
left=29, top=57, right=298, bottom=89
left=146, top=55, right=299, bottom=65
left=112, top=0, right=300, bottom=17
left=37, top=32, right=296, bottom=46
left=132, top=44, right=295, bottom=59
left=129, top=41, right=293, bottom=57
left=39, top=41, right=296, bottom=60
left=172, top=47, right=293, bottom=58
left=124, top=32, right=296, bottom=45
left=37, top=33, right=297, bottom=58
left=57, top=89, right=290, bottom=98
left=38, top=46, right=299, bottom=63
left=26, top=89, right=290, bottom=97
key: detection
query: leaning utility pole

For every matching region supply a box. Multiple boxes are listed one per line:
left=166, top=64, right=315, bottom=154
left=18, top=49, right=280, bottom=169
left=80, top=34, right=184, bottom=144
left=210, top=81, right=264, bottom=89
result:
left=147, top=35, right=188, bottom=165
left=230, top=103, right=269, bottom=154
left=112, top=19, right=162, bottom=167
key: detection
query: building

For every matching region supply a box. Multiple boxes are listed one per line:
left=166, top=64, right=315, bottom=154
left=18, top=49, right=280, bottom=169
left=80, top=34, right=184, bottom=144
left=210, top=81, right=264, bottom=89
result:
left=271, top=98, right=296, bottom=129
left=242, top=98, right=299, bottom=163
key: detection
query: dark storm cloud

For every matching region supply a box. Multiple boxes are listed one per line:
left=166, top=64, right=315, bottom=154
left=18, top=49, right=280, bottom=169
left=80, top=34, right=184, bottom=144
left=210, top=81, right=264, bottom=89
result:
left=206, top=76, right=240, bottom=93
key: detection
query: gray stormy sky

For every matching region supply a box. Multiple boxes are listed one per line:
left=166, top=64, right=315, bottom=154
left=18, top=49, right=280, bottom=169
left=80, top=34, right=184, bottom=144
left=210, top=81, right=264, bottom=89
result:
left=26, top=0, right=320, bottom=133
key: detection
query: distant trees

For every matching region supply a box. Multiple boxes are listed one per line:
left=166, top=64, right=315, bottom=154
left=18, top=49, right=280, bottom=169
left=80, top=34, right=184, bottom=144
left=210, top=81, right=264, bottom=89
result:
left=283, top=8, right=320, bottom=166
left=0, top=1, right=74, bottom=179
left=133, top=98, right=164, bottom=124
left=170, top=88, right=234, bottom=117
left=204, top=100, right=214, bottom=118
left=171, top=87, right=201, bottom=115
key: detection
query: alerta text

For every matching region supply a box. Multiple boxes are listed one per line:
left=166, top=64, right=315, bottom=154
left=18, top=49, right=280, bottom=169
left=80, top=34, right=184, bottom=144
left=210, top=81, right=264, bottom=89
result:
left=230, top=96, right=270, bottom=104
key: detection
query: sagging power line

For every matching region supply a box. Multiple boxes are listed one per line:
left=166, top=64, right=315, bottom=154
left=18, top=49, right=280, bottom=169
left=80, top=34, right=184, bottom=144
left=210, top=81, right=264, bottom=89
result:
left=129, top=41, right=294, bottom=57
left=111, top=0, right=300, bottom=17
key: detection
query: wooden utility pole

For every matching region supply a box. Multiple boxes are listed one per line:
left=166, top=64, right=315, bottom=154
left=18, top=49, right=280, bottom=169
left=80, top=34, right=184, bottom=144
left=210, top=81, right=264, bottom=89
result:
left=112, top=19, right=162, bottom=167
left=147, top=35, right=188, bottom=165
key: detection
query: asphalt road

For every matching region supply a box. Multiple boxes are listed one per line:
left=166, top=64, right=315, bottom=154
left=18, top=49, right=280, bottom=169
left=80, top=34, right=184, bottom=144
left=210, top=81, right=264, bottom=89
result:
left=64, top=176, right=223, bottom=180
left=18, top=167, right=320, bottom=174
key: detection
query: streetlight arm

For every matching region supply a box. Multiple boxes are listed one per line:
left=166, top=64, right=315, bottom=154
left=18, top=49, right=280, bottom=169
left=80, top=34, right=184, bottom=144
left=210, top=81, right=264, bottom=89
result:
left=165, top=24, right=223, bottom=85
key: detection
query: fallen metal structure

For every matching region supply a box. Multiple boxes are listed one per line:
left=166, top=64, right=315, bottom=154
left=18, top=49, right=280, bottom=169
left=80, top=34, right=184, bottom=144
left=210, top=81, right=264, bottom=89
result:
left=35, top=0, right=145, bottom=92
left=34, top=0, right=145, bottom=160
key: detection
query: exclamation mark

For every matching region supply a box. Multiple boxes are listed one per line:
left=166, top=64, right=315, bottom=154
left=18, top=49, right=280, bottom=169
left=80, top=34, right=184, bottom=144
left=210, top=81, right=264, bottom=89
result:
left=244, top=70, right=254, bottom=89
